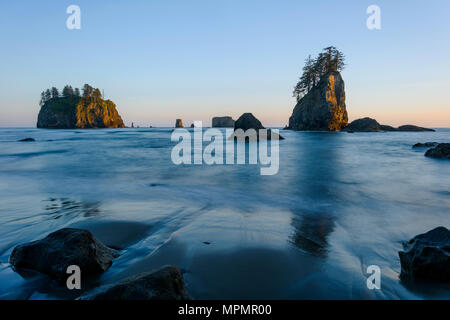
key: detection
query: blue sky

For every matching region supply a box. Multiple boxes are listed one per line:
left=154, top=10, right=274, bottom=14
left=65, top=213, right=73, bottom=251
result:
left=0, top=0, right=449, bottom=127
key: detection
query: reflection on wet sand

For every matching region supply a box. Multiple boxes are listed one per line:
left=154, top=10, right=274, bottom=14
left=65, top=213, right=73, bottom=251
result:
left=43, top=198, right=101, bottom=219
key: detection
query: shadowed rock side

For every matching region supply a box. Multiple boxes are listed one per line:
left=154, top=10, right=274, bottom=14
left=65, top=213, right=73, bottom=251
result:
left=37, top=96, right=125, bottom=129
left=79, top=266, right=191, bottom=300
left=288, top=71, right=348, bottom=131
left=399, top=227, right=450, bottom=282
left=425, top=143, right=450, bottom=159
left=230, top=113, right=284, bottom=140
left=9, top=228, right=119, bottom=283
left=212, top=116, right=235, bottom=128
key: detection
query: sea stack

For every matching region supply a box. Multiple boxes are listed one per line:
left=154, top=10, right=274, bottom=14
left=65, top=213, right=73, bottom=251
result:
left=37, top=87, right=125, bottom=129
left=212, top=116, right=235, bottom=128
left=288, top=71, right=348, bottom=131
left=175, top=119, right=183, bottom=128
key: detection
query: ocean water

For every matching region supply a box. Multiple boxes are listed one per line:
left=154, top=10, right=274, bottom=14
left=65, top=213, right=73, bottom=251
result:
left=0, top=127, right=449, bottom=300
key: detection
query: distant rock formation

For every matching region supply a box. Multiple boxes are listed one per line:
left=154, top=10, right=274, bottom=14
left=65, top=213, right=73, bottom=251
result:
left=175, top=119, right=183, bottom=128
left=37, top=96, right=125, bottom=129
left=190, top=123, right=194, bottom=128
left=230, top=113, right=284, bottom=140
left=397, top=125, right=435, bottom=132
left=425, top=143, right=450, bottom=159
left=212, top=116, right=235, bottom=128
left=9, top=228, right=119, bottom=283
left=342, top=118, right=436, bottom=132
left=288, top=71, right=348, bottom=131
left=399, top=227, right=450, bottom=282
left=79, top=266, right=191, bottom=300
left=18, top=138, right=35, bottom=142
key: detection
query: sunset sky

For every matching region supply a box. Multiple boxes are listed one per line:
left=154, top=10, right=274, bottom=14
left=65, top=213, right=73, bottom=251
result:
left=0, top=0, right=449, bottom=127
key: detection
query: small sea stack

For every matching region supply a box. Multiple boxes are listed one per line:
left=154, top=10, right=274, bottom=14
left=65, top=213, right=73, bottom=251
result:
left=175, top=119, right=183, bottom=128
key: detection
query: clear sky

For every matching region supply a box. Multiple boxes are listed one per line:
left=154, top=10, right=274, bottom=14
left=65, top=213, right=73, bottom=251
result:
left=0, top=0, right=449, bottom=127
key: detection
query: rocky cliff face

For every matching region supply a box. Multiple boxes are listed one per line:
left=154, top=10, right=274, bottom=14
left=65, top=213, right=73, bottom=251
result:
left=212, top=116, right=235, bottom=128
left=288, top=71, right=348, bottom=131
left=37, top=96, right=125, bottom=129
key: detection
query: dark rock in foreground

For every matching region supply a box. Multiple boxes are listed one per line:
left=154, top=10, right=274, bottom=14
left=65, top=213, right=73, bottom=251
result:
left=212, top=116, right=235, bottom=128
left=425, top=143, right=450, bottom=159
left=288, top=71, right=348, bottom=131
left=413, top=142, right=438, bottom=148
left=18, top=138, right=35, bottom=142
left=175, top=119, right=183, bottom=128
left=9, top=228, right=119, bottom=283
left=231, top=113, right=284, bottom=140
left=342, top=117, right=381, bottom=132
left=398, top=125, right=435, bottom=132
left=399, top=227, right=450, bottom=282
left=79, top=266, right=191, bottom=300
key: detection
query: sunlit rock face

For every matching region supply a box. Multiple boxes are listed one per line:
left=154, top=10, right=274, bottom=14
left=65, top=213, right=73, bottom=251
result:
left=288, top=71, right=348, bottom=131
left=175, top=119, right=183, bottom=128
left=37, top=96, right=125, bottom=129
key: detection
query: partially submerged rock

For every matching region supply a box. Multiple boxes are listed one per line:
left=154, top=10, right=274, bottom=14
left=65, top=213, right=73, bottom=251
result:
left=398, top=125, right=435, bottom=132
left=230, top=113, right=284, bottom=140
left=288, top=71, right=348, bottom=131
left=342, top=117, right=381, bottom=132
left=212, top=116, right=235, bottom=128
left=399, top=227, right=450, bottom=282
left=413, top=142, right=438, bottom=148
left=9, top=228, right=119, bottom=283
left=175, top=119, right=183, bottom=128
left=18, top=138, right=35, bottom=142
left=79, top=266, right=191, bottom=300
left=425, top=143, right=450, bottom=159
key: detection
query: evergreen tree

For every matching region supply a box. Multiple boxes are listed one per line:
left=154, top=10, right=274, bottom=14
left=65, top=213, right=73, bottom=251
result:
left=92, top=88, right=102, bottom=99
left=293, top=47, right=346, bottom=101
left=74, top=88, right=80, bottom=97
left=62, top=85, right=74, bottom=97
left=82, top=84, right=94, bottom=98
left=44, top=89, right=52, bottom=101
left=50, top=87, right=59, bottom=99
left=39, top=91, right=46, bottom=106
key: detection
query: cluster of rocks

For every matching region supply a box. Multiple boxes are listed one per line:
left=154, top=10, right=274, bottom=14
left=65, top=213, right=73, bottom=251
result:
left=412, top=142, right=450, bottom=159
left=9, top=228, right=191, bottom=300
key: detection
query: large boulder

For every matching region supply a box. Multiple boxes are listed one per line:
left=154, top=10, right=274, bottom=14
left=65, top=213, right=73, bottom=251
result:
left=398, top=125, right=435, bottom=132
left=288, top=71, right=348, bottom=131
left=9, top=228, right=119, bottom=283
left=425, top=143, right=450, bottom=159
left=212, top=116, right=235, bottom=128
left=230, top=113, right=284, bottom=140
left=399, top=227, right=450, bottom=282
left=37, top=96, right=125, bottom=129
left=79, top=266, right=191, bottom=300
left=342, top=117, right=381, bottom=132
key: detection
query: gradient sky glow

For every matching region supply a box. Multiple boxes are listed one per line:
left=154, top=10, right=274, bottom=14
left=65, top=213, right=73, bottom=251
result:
left=0, top=0, right=449, bottom=127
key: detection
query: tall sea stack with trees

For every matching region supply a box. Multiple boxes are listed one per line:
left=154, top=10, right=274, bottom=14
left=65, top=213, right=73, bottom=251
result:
left=288, top=47, right=348, bottom=131
left=37, top=84, right=125, bottom=129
